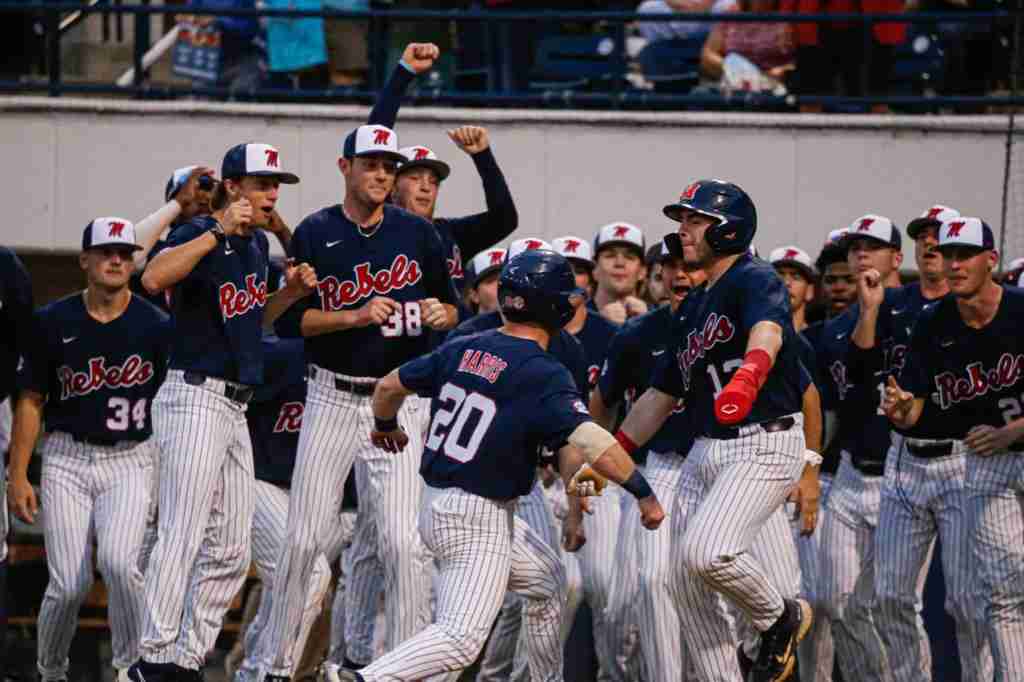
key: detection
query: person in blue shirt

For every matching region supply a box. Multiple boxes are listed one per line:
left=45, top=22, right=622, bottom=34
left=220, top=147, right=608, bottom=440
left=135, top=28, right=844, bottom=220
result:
left=180, top=0, right=266, bottom=90
left=345, top=249, right=664, bottom=682
left=127, top=142, right=315, bottom=682
left=8, top=219, right=170, bottom=682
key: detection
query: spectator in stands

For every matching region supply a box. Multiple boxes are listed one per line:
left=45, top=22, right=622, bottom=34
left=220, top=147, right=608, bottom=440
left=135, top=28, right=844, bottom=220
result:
left=636, top=0, right=737, bottom=42
left=699, top=0, right=796, bottom=90
left=322, top=0, right=369, bottom=87
left=179, top=0, right=266, bottom=90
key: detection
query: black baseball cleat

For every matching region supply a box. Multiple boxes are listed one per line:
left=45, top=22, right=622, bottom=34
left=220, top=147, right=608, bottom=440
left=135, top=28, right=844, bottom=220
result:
left=748, top=598, right=813, bottom=682
left=126, top=659, right=178, bottom=682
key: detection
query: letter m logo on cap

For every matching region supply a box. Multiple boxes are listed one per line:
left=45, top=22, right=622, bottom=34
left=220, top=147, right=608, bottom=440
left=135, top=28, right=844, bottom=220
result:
left=857, top=218, right=875, bottom=232
left=374, top=129, right=391, bottom=145
left=613, top=225, right=631, bottom=239
left=414, top=147, right=430, bottom=160
left=108, top=221, right=126, bottom=238
left=489, top=250, right=505, bottom=265
left=784, top=248, right=801, bottom=260
left=264, top=149, right=279, bottom=167
left=926, top=207, right=944, bottom=219
left=564, top=239, right=581, bottom=253
left=946, top=221, right=966, bottom=238
left=525, top=239, right=544, bottom=250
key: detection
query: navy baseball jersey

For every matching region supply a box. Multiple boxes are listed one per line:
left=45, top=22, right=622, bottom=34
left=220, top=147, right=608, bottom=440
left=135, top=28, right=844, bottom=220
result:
left=18, top=293, right=170, bottom=442
left=654, top=253, right=804, bottom=438
left=801, top=320, right=840, bottom=475
left=129, top=237, right=173, bottom=312
left=276, top=205, right=457, bottom=379
left=572, top=310, right=619, bottom=394
left=164, top=216, right=270, bottom=386
left=898, top=286, right=1024, bottom=440
left=0, top=247, right=34, bottom=402
left=598, top=305, right=693, bottom=459
left=449, top=311, right=588, bottom=399
left=399, top=330, right=592, bottom=500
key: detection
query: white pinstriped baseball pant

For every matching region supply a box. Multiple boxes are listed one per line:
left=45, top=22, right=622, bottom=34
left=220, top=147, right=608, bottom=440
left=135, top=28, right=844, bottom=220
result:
left=672, top=415, right=805, bottom=682
left=36, top=432, right=156, bottom=679
left=261, top=367, right=431, bottom=676
left=233, top=482, right=354, bottom=682
left=874, top=438, right=991, bottom=682
left=818, top=452, right=892, bottom=682
left=358, top=486, right=566, bottom=682
left=790, top=474, right=834, bottom=682
left=966, top=447, right=1024, bottom=682
left=140, top=371, right=255, bottom=670
left=577, top=483, right=625, bottom=681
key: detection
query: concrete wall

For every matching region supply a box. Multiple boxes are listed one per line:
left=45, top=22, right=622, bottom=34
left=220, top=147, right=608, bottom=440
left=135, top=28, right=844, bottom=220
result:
left=1, top=97, right=1017, bottom=264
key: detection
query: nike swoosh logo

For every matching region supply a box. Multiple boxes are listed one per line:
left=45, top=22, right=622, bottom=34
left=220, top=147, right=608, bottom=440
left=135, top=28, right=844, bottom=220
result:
left=62, top=337, right=76, bottom=344
left=224, top=246, right=234, bottom=254
left=652, top=350, right=666, bottom=356
left=941, top=340, right=954, bottom=347
left=327, top=240, right=342, bottom=248
left=836, top=333, right=847, bottom=340
left=891, top=308, right=905, bottom=315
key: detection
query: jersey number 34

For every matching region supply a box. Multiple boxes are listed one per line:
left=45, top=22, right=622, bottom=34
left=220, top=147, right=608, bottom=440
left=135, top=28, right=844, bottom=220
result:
left=426, top=382, right=497, bottom=463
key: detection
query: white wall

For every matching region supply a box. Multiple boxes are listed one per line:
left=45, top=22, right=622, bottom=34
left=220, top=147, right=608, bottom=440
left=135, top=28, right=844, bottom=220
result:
left=0, top=97, right=1016, bottom=265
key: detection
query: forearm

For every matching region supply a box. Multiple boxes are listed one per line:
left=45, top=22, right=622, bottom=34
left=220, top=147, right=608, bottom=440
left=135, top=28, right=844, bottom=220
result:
left=371, top=370, right=412, bottom=421
left=852, top=306, right=880, bottom=350
left=298, top=309, right=366, bottom=337
left=557, top=444, right=587, bottom=487
left=890, top=397, right=925, bottom=430
left=141, top=231, right=218, bottom=293
left=262, top=290, right=305, bottom=328
left=133, top=200, right=183, bottom=269
left=802, top=385, right=823, bottom=453
left=617, top=387, right=676, bottom=448
left=745, top=321, right=783, bottom=361
left=587, top=386, right=620, bottom=432
left=9, top=394, right=44, bottom=479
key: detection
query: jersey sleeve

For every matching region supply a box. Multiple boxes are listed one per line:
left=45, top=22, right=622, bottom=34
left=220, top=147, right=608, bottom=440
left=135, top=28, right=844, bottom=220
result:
left=420, top=224, right=459, bottom=305
left=367, top=62, right=416, bottom=129
left=441, top=148, right=518, bottom=259
left=17, top=309, right=52, bottom=396
left=740, top=267, right=792, bottom=331
left=562, top=333, right=590, bottom=400
left=897, top=306, right=936, bottom=398
left=398, top=347, right=444, bottom=399
left=532, top=361, right=593, bottom=451
left=274, top=220, right=315, bottom=339
left=597, top=327, right=633, bottom=406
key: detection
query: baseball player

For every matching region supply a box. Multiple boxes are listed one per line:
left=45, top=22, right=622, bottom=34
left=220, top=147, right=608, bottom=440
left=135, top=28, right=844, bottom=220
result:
left=552, top=235, right=596, bottom=300
left=591, top=241, right=705, bottom=682
left=615, top=179, right=812, bottom=682
left=258, top=117, right=460, bottom=680
left=128, top=143, right=315, bottom=681
left=1003, top=256, right=1024, bottom=287
left=393, top=126, right=518, bottom=294
left=233, top=334, right=355, bottom=682
left=868, top=207, right=992, bottom=682
left=344, top=249, right=664, bottom=682
left=0, top=246, right=33, bottom=670
left=463, top=248, right=506, bottom=314
left=6, top=219, right=169, bottom=682
left=590, top=223, right=648, bottom=325
left=884, top=217, right=1023, bottom=681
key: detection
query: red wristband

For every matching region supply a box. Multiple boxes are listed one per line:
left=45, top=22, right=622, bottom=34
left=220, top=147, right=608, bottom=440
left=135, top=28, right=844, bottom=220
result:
left=615, top=429, right=638, bottom=455
left=743, top=348, right=773, bottom=389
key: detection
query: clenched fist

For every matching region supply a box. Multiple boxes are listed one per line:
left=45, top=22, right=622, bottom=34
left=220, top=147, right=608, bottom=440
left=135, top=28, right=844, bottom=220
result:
left=448, top=126, right=490, bottom=155
left=401, top=42, right=440, bottom=74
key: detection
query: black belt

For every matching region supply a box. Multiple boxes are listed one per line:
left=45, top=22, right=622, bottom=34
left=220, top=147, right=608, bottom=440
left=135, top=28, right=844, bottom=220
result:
left=717, top=416, right=796, bottom=441
left=308, top=366, right=377, bottom=397
left=906, top=441, right=954, bottom=458
left=70, top=433, right=122, bottom=447
left=184, top=371, right=254, bottom=404
left=852, top=459, right=885, bottom=476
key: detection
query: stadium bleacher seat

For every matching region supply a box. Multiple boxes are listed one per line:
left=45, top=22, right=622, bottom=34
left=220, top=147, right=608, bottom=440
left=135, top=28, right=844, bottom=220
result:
left=636, top=37, right=704, bottom=94
left=528, top=35, right=626, bottom=92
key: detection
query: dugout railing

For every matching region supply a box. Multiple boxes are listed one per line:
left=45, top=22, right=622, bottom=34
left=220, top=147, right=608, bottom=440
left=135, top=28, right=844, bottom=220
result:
left=0, top=2, right=1020, bottom=112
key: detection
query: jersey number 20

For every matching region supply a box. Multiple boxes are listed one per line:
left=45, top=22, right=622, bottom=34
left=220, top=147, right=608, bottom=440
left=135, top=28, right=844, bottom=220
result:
left=426, top=382, right=497, bottom=462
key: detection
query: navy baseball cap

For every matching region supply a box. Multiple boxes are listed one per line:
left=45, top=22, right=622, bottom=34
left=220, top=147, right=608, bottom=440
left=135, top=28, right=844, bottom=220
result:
left=907, top=205, right=960, bottom=240
left=221, top=143, right=299, bottom=184
left=397, top=145, right=451, bottom=181
left=938, top=217, right=995, bottom=254
left=82, top=217, right=142, bottom=252
left=342, top=125, right=406, bottom=164
left=843, top=214, right=901, bottom=250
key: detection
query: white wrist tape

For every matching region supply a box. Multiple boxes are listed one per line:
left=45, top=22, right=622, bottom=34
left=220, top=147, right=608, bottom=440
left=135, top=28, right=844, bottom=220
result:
left=568, top=422, right=618, bottom=465
left=804, top=449, right=823, bottom=466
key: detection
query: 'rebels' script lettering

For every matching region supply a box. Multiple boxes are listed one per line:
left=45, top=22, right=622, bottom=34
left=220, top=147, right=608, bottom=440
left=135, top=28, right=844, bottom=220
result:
left=273, top=401, right=304, bottom=433
left=318, top=255, right=423, bottom=311
left=676, top=313, right=736, bottom=389
left=829, top=360, right=852, bottom=401
left=219, top=273, right=268, bottom=320
left=447, top=245, right=465, bottom=280
left=58, top=355, right=155, bottom=400
left=933, top=353, right=1024, bottom=410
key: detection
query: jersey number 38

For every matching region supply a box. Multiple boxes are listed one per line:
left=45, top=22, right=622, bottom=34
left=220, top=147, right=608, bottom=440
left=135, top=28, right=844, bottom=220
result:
left=426, top=382, right=497, bottom=463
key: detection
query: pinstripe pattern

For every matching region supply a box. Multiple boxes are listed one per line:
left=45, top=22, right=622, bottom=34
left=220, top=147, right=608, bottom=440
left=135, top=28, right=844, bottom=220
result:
left=233, top=481, right=344, bottom=682
left=578, top=484, right=624, bottom=681
left=335, top=463, right=382, bottom=666
left=359, top=486, right=566, bottom=682
left=678, top=416, right=806, bottom=631
left=323, top=510, right=361, bottom=667
left=637, top=451, right=688, bottom=682
left=875, top=439, right=992, bottom=682
left=607, top=483, right=644, bottom=681
left=140, top=371, right=255, bottom=670
left=543, top=481, right=586, bottom=648
left=477, top=480, right=561, bottom=682
left=966, top=448, right=1024, bottom=681
left=36, top=432, right=155, bottom=679
left=261, top=367, right=430, bottom=675
left=791, top=475, right=834, bottom=682
left=818, top=453, right=892, bottom=682
left=0, top=398, right=10, bottom=564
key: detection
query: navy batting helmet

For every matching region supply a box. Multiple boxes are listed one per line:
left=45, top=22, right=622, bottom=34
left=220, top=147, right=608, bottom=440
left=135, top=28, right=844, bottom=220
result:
left=499, top=250, right=584, bottom=330
left=662, top=179, right=757, bottom=255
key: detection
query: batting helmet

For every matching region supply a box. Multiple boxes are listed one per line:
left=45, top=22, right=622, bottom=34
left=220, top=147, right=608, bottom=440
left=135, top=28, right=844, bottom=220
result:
left=662, top=179, right=757, bottom=255
left=499, top=250, right=584, bottom=330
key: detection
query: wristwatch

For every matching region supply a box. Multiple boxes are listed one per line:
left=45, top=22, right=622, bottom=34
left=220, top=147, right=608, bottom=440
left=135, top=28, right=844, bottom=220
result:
left=209, top=222, right=227, bottom=245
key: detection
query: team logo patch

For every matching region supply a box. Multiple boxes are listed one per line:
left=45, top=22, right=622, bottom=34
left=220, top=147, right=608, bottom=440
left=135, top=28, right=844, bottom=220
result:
left=926, top=207, right=944, bottom=220
left=318, top=255, right=423, bottom=311
left=489, top=250, right=505, bottom=266
left=413, top=147, right=430, bottom=160
left=447, top=245, right=465, bottom=280
left=502, top=295, right=526, bottom=310
left=264, top=149, right=279, bottom=168
left=524, top=239, right=545, bottom=250
left=676, top=313, right=736, bottom=390
left=945, top=221, right=966, bottom=238
left=219, top=273, right=267, bottom=320
left=58, top=355, right=155, bottom=400
left=613, top=225, right=631, bottom=239
left=856, top=218, right=875, bottom=232
left=563, top=239, right=581, bottom=253
left=932, top=353, right=1024, bottom=410
left=587, top=364, right=600, bottom=388
left=783, top=248, right=801, bottom=260
left=829, top=360, right=852, bottom=402
left=273, top=401, right=304, bottom=433
left=373, top=129, right=391, bottom=145
left=572, top=399, right=589, bottom=415
left=108, top=221, right=126, bottom=238
left=681, top=182, right=700, bottom=200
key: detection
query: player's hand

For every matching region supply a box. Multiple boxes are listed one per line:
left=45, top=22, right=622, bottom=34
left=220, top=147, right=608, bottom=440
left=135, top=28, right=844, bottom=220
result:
left=567, top=463, right=608, bottom=497
left=624, top=296, right=648, bottom=319
left=857, top=268, right=885, bottom=310
left=562, top=505, right=587, bottom=553
left=638, top=495, right=665, bottom=530
left=174, top=165, right=216, bottom=209
left=370, top=427, right=409, bottom=453
left=265, top=209, right=289, bottom=235
left=401, top=42, right=440, bottom=74
left=222, top=198, right=252, bottom=235
left=966, top=423, right=1022, bottom=456
left=282, top=260, right=317, bottom=297
left=419, top=298, right=449, bottom=330
left=600, top=301, right=628, bottom=326
left=359, top=297, right=401, bottom=327
left=714, top=368, right=759, bottom=425
left=8, top=475, right=38, bottom=524
left=447, top=126, right=490, bottom=155
left=883, top=376, right=915, bottom=424
left=787, top=469, right=821, bottom=536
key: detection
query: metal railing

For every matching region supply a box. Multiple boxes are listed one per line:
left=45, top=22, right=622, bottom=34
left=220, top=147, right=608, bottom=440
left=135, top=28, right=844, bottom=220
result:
left=0, top=2, right=1020, bottom=111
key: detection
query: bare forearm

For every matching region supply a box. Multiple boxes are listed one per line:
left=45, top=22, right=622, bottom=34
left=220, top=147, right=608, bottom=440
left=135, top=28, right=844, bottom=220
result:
left=141, top=231, right=218, bottom=293
left=299, top=309, right=366, bottom=337
left=746, top=321, right=783, bottom=361
left=372, top=370, right=411, bottom=420
left=133, top=200, right=183, bottom=269
left=557, top=444, right=587, bottom=487
left=588, top=386, right=619, bottom=432
left=9, top=394, right=44, bottom=479
left=262, top=290, right=305, bottom=328
left=590, top=443, right=638, bottom=486
left=618, top=388, right=676, bottom=446
left=802, top=385, right=823, bottom=453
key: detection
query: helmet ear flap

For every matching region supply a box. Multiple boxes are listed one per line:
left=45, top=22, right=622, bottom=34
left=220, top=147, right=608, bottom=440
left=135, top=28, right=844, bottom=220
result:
left=664, top=233, right=684, bottom=258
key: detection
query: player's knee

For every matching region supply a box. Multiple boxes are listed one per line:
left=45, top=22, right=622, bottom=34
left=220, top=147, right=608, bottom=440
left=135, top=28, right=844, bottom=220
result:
left=97, top=547, right=140, bottom=589
left=638, top=557, right=673, bottom=596
left=678, top=533, right=720, bottom=579
left=49, top=571, right=95, bottom=606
